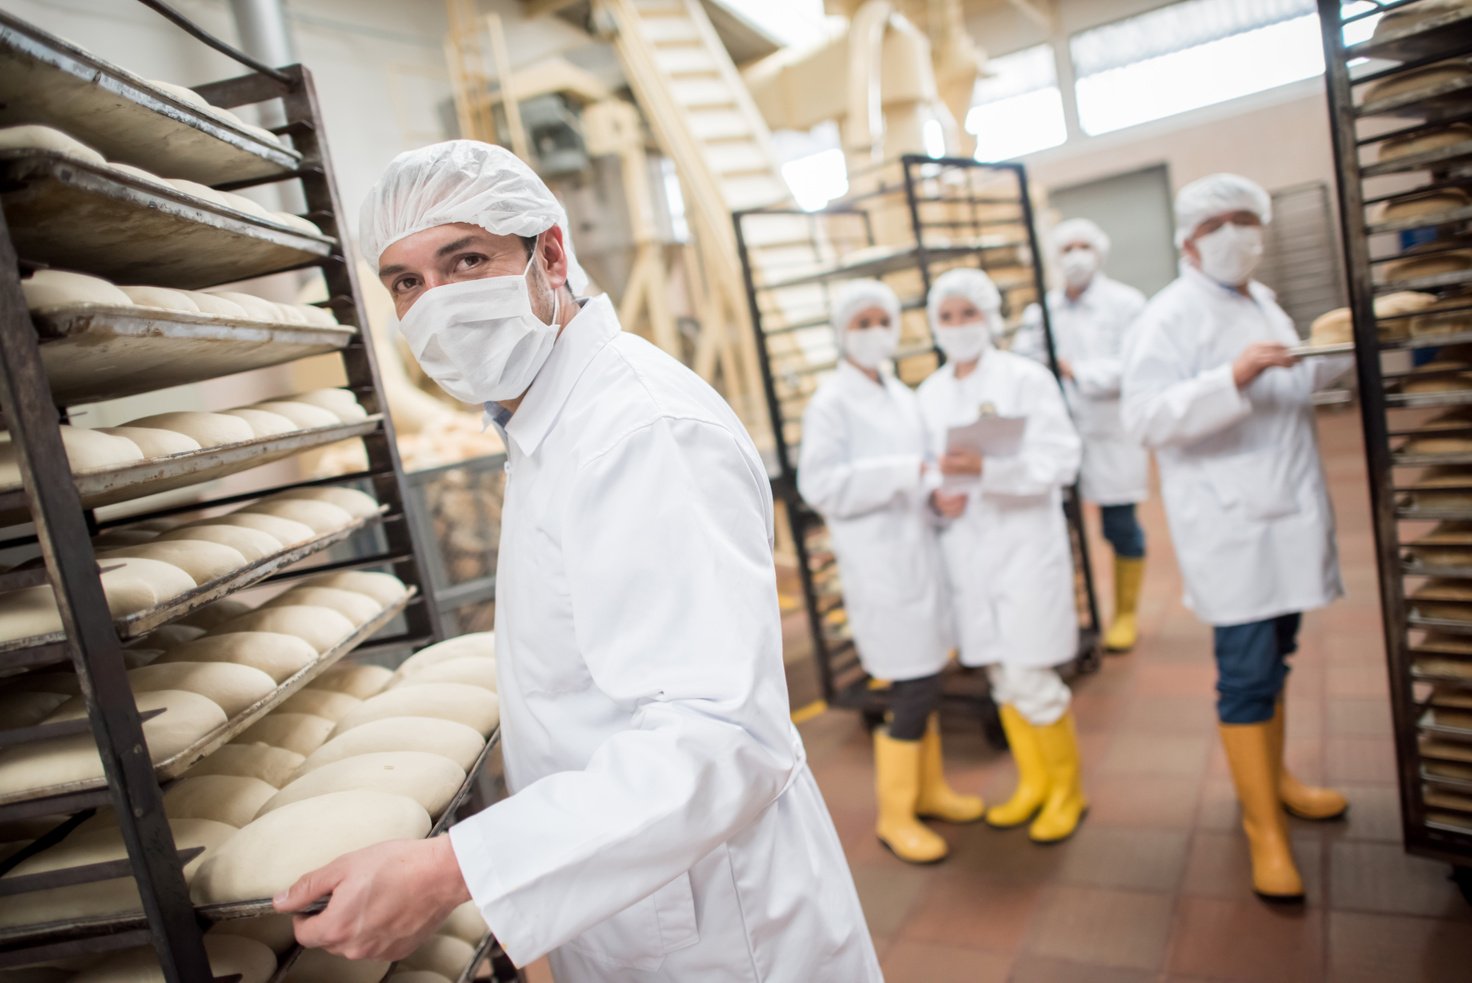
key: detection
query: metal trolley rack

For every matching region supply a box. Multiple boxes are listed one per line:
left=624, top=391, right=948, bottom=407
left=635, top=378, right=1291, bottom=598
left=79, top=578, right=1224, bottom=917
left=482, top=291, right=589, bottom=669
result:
left=0, top=9, right=515, bottom=980
left=1319, top=0, right=1472, bottom=900
left=734, top=154, right=1103, bottom=736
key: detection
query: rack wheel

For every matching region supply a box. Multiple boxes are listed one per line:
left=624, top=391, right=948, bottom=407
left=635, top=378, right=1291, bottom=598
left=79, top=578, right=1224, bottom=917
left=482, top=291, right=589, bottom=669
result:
left=1453, top=865, right=1472, bottom=908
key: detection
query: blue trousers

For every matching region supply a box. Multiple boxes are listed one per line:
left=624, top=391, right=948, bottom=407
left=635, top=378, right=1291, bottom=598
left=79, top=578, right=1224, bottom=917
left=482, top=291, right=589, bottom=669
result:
left=1212, top=613, right=1302, bottom=724
left=1100, top=504, right=1146, bottom=558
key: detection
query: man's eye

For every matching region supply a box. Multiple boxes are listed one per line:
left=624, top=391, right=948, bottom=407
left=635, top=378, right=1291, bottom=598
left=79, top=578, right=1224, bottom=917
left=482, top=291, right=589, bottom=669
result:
left=392, top=277, right=419, bottom=295
left=455, top=254, right=485, bottom=271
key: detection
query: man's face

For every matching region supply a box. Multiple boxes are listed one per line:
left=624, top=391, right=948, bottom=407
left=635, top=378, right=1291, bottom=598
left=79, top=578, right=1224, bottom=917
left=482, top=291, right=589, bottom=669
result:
left=1183, top=209, right=1262, bottom=263
left=377, top=222, right=546, bottom=321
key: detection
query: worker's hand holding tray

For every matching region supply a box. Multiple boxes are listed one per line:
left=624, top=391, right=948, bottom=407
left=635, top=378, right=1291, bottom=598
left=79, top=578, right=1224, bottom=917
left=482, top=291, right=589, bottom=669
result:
left=943, top=415, right=1024, bottom=487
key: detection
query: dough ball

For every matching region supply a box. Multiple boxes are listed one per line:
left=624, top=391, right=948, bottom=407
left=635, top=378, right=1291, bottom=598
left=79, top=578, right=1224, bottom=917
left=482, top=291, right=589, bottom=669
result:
left=271, top=302, right=309, bottom=324
left=108, top=161, right=175, bottom=190
left=149, top=78, right=211, bottom=110
left=0, top=124, right=106, bottom=166
left=1382, top=189, right=1472, bottom=224
left=257, top=751, right=465, bottom=819
left=0, top=587, right=62, bottom=640
left=97, top=426, right=202, bottom=458
left=273, top=587, right=381, bottom=627
left=235, top=712, right=335, bottom=756
left=1308, top=308, right=1351, bottom=346
left=0, top=691, right=226, bottom=795
left=89, top=774, right=277, bottom=830
left=242, top=498, right=352, bottom=534
left=290, top=389, right=368, bottom=422
left=250, top=400, right=341, bottom=429
left=210, top=512, right=314, bottom=547
left=334, top=684, right=499, bottom=738
left=275, top=485, right=380, bottom=519
left=207, top=913, right=298, bottom=954
left=208, top=291, right=280, bottom=321
left=1385, top=250, right=1472, bottom=283
left=1380, top=122, right=1472, bottom=162
left=188, top=291, right=249, bottom=318
left=168, top=178, right=225, bottom=205
left=125, top=411, right=254, bottom=449
left=400, top=936, right=477, bottom=979
left=100, top=557, right=198, bottom=615
left=396, top=657, right=496, bottom=693
left=222, top=408, right=298, bottom=437
left=1363, top=63, right=1472, bottom=107
left=46, top=661, right=273, bottom=719
left=158, top=632, right=317, bottom=683
left=280, top=949, right=390, bottom=983
left=295, top=717, right=485, bottom=776
left=310, top=571, right=409, bottom=607
left=277, top=687, right=360, bottom=721
left=439, top=900, right=489, bottom=945
left=299, top=304, right=341, bottom=327
left=222, top=191, right=274, bottom=221
left=0, top=689, right=70, bottom=727
left=190, top=790, right=431, bottom=903
left=185, top=743, right=305, bottom=788
left=273, top=213, right=323, bottom=236
left=72, top=934, right=276, bottom=983
left=99, top=539, right=246, bottom=584
left=213, top=606, right=356, bottom=654
left=21, top=269, right=131, bottom=310
left=0, top=426, right=146, bottom=487
left=177, top=596, right=255, bottom=630
left=117, top=285, right=201, bottom=312
left=395, top=634, right=495, bottom=677
left=308, top=662, right=393, bottom=699
left=156, top=524, right=280, bottom=562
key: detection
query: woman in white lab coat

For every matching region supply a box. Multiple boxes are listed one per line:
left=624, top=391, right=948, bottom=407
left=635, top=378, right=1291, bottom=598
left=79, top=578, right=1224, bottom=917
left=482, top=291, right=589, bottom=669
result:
left=799, top=278, right=985, bottom=865
left=1121, top=173, right=1350, bottom=902
left=915, top=268, right=1089, bottom=844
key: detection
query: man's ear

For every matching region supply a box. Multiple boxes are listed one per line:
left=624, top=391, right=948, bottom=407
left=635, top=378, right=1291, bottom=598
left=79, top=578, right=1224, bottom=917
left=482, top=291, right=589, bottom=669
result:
left=537, top=225, right=570, bottom=291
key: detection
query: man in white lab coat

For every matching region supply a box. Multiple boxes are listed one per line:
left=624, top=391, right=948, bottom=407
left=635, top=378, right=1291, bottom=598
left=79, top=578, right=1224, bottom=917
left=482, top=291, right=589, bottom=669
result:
left=275, top=141, right=881, bottom=981
left=1121, top=173, right=1351, bottom=902
left=1016, top=219, right=1151, bottom=653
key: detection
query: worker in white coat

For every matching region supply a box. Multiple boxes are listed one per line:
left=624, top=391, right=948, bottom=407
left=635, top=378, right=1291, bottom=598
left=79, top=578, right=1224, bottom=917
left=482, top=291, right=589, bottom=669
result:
left=1016, top=218, right=1151, bottom=652
left=1121, top=173, right=1351, bottom=902
left=915, top=268, right=1089, bottom=844
left=273, top=141, right=881, bottom=981
left=798, top=278, right=985, bottom=865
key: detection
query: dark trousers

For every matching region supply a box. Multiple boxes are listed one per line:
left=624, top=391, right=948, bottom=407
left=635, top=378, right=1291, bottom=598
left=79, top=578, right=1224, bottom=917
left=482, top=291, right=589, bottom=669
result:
left=1101, top=503, right=1146, bottom=558
left=887, top=673, right=943, bottom=740
left=1211, top=613, right=1302, bottom=724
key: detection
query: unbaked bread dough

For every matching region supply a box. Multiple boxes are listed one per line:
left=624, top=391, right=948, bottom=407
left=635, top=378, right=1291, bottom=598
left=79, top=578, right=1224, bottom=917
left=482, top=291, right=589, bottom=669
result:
left=439, top=901, right=489, bottom=945
left=156, top=524, right=281, bottom=563
left=184, top=743, right=304, bottom=787
left=99, top=539, right=246, bottom=584
left=178, top=596, right=255, bottom=630
left=333, top=684, right=499, bottom=738
left=207, top=511, right=313, bottom=547
left=97, top=426, right=202, bottom=458
left=250, top=400, right=341, bottom=429
left=312, top=571, right=410, bottom=607
left=0, top=425, right=146, bottom=488
left=277, top=485, right=379, bottom=518
left=21, top=269, right=132, bottom=310
left=100, top=557, right=198, bottom=615
left=0, top=690, right=226, bottom=795
left=274, top=213, right=323, bottom=236
left=235, top=712, right=335, bottom=756
left=279, top=949, right=391, bottom=983
left=146, top=624, right=206, bottom=650
left=149, top=78, right=212, bottom=111
left=397, top=657, right=497, bottom=693
left=308, top=662, right=393, bottom=699
left=400, top=936, right=477, bottom=979
left=0, top=689, right=70, bottom=727
left=1362, top=63, right=1472, bottom=108
left=126, top=412, right=254, bottom=448
left=1382, top=189, right=1472, bottom=225
left=291, top=389, right=369, bottom=422
left=209, top=291, right=280, bottom=321
left=117, top=285, right=200, bottom=312
left=109, top=161, right=176, bottom=191
left=1401, top=365, right=1472, bottom=394
left=0, top=124, right=107, bottom=166
left=188, top=291, right=249, bottom=318
left=386, top=972, right=453, bottom=983
left=395, top=634, right=495, bottom=677
left=1308, top=309, right=1352, bottom=346
left=221, top=408, right=298, bottom=437
left=46, top=661, right=273, bottom=719
left=274, top=587, right=381, bottom=626
left=213, top=606, right=356, bottom=654
left=1402, top=434, right=1472, bottom=455
left=190, top=790, right=431, bottom=903
left=1379, top=123, right=1472, bottom=163
left=257, top=751, right=465, bottom=819
left=299, top=304, right=342, bottom=327
left=207, top=913, right=298, bottom=955
left=1384, top=250, right=1472, bottom=284
left=295, top=717, right=486, bottom=776
left=242, top=498, right=352, bottom=534
left=158, top=632, right=317, bottom=683
left=168, top=178, right=226, bottom=206
left=278, top=687, right=360, bottom=721
left=271, top=301, right=308, bottom=324
left=84, top=773, right=277, bottom=831
left=71, top=934, right=276, bottom=983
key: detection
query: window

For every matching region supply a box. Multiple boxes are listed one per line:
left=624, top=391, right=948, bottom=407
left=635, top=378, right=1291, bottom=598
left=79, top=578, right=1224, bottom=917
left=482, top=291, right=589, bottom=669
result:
left=966, top=43, right=1067, bottom=161
left=774, top=121, right=847, bottom=212
left=1071, top=0, right=1323, bottom=136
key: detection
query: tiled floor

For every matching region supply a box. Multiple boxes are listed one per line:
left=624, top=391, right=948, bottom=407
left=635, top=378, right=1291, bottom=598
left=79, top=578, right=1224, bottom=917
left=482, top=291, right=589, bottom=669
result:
left=524, top=410, right=1472, bottom=981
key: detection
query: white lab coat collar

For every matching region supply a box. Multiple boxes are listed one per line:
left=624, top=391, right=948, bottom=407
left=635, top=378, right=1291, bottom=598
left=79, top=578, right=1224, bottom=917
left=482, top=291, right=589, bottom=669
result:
left=1179, top=262, right=1275, bottom=307
left=833, top=357, right=901, bottom=400
left=498, top=295, right=620, bottom=458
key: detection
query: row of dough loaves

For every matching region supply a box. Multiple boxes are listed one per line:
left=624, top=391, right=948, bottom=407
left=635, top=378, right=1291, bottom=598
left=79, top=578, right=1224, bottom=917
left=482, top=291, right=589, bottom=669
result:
left=0, top=484, right=381, bottom=644
left=22, top=268, right=342, bottom=326
left=147, top=78, right=286, bottom=149
left=1306, top=290, right=1439, bottom=346
left=0, top=124, right=318, bottom=234
left=0, top=387, right=367, bottom=490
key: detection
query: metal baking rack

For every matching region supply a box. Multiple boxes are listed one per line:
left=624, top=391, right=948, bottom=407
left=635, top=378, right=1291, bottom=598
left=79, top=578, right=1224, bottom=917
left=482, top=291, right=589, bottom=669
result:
left=0, top=7, right=449, bottom=978
left=734, top=153, right=1102, bottom=741
left=1320, top=0, right=1472, bottom=901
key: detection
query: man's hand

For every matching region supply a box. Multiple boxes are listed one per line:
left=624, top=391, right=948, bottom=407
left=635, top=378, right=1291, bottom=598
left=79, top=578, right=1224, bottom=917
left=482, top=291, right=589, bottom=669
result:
left=1232, top=342, right=1295, bottom=389
left=1057, top=358, right=1074, bottom=381
left=930, top=489, right=968, bottom=518
left=275, top=836, right=472, bottom=962
left=940, top=450, right=983, bottom=477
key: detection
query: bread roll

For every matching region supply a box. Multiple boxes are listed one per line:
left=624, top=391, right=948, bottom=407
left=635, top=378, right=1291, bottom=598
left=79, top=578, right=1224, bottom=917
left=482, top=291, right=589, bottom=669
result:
left=149, top=78, right=211, bottom=110
left=1379, top=123, right=1472, bottom=163
left=155, top=524, right=281, bottom=562
left=46, top=661, right=273, bottom=719
left=207, top=913, right=298, bottom=955
left=290, top=389, right=369, bottom=422
left=116, top=285, right=199, bottom=312
left=22, top=269, right=134, bottom=310
left=0, top=426, right=145, bottom=487
left=97, top=426, right=202, bottom=458
left=270, top=301, right=308, bottom=324
left=1384, top=250, right=1472, bottom=284
left=188, top=291, right=249, bottom=318
left=273, top=213, right=323, bottom=236
left=0, top=124, right=107, bottom=166
left=109, top=161, right=175, bottom=191
left=278, top=688, right=360, bottom=721
left=99, top=557, right=198, bottom=615
left=177, top=596, right=255, bottom=630
left=72, top=935, right=275, bottom=983
left=308, top=662, right=393, bottom=699
left=221, top=408, right=298, bottom=437
left=439, top=901, right=489, bottom=945
left=126, top=412, right=254, bottom=448
left=0, top=689, right=70, bottom=727
left=1363, top=63, right=1472, bottom=107
left=257, top=751, right=465, bottom=819
left=190, top=790, right=431, bottom=903
left=1308, top=308, right=1352, bottom=345
left=1381, top=189, right=1472, bottom=225
left=334, top=684, right=499, bottom=738
left=273, top=587, right=381, bottom=627
left=396, top=658, right=496, bottom=693
left=298, top=304, right=341, bottom=327
left=235, top=712, right=335, bottom=756
left=395, top=634, right=495, bottom=677
left=250, top=400, right=340, bottom=429
left=279, top=950, right=391, bottom=983
left=99, top=539, right=246, bottom=583
left=168, top=178, right=227, bottom=206
left=311, top=571, right=409, bottom=607
left=242, top=498, right=352, bottom=534
left=184, top=743, right=304, bottom=787
left=210, top=511, right=314, bottom=547
left=275, top=485, right=379, bottom=519
left=213, top=606, right=356, bottom=654
left=158, top=632, right=317, bottom=683
left=295, top=717, right=485, bottom=776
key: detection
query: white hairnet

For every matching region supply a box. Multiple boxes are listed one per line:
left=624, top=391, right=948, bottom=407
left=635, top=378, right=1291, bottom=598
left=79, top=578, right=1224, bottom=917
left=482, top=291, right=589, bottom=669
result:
left=926, top=268, right=1001, bottom=329
left=1050, top=217, right=1110, bottom=260
left=831, top=278, right=901, bottom=339
left=1173, top=173, right=1272, bottom=248
left=358, top=139, right=589, bottom=292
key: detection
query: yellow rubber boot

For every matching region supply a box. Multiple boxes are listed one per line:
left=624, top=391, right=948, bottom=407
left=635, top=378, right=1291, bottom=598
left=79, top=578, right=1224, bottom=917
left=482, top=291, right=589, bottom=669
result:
left=1218, top=721, right=1305, bottom=900
left=985, top=705, right=1050, bottom=828
left=1270, top=699, right=1348, bottom=820
left=915, top=716, right=985, bottom=823
left=874, top=730, right=948, bottom=864
left=1103, top=556, right=1145, bottom=652
left=1029, top=711, right=1089, bottom=843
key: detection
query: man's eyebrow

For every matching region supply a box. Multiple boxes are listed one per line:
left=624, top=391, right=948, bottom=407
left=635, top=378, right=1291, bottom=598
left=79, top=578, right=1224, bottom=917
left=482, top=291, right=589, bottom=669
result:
left=435, top=235, right=483, bottom=258
left=378, top=263, right=407, bottom=278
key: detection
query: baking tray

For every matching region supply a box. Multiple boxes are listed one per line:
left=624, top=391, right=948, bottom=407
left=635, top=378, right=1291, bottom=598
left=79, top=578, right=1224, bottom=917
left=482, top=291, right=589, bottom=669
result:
left=27, top=305, right=354, bottom=405
left=1356, top=71, right=1472, bottom=120
left=0, top=506, right=388, bottom=657
left=1385, top=388, right=1472, bottom=409
left=0, top=588, right=414, bottom=815
left=1375, top=265, right=1472, bottom=295
left=0, top=12, right=299, bottom=184
left=1393, top=451, right=1472, bottom=467
left=1379, top=322, right=1472, bottom=353
left=0, top=152, right=332, bottom=289
left=1348, top=5, right=1472, bottom=63
left=1419, top=707, right=1472, bottom=740
left=1363, top=138, right=1472, bottom=178
left=1288, top=342, right=1355, bottom=358
left=1366, top=202, right=1472, bottom=237
left=0, top=419, right=379, bottom=523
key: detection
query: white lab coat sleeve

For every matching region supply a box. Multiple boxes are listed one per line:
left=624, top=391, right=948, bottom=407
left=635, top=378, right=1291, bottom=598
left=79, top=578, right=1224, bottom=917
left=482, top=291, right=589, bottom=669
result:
left=979, top=376, right=1081, bottom=497
left=1010, top=303, right=1048, bottom=365
left=1122, top=321, right=1252, bottom=449
left=1071, top=355, right=1121, bottom=400
left=449, top=417, right=800, bottom=965
left=1303, top=352, right=1354, bottom=392
left=797, top=395, right=923, bottom=518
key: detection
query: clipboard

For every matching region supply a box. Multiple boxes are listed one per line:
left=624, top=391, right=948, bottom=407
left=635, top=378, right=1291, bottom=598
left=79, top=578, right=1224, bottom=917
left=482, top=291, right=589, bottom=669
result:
left=946, top=415, right=1025, bottom=457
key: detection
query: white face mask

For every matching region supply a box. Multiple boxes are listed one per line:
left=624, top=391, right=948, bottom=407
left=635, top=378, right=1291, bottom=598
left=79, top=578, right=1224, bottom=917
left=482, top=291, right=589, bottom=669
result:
left=845, top=325, right=898, bottom=370
left=1059, top=248, right=1098, bottom=289
left=1194, top=223, right=1263, bottom=287
left=396, top=253, right=560, bottom=405
left=934, top=320, right=991, bottom=363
